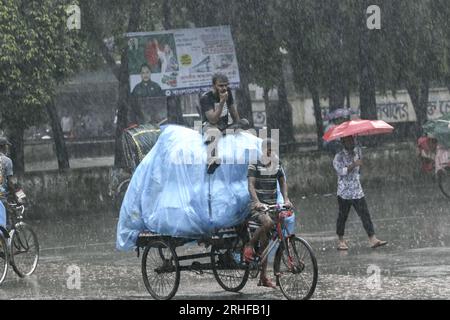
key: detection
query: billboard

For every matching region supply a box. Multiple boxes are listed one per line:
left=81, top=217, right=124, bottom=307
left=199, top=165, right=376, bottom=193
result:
left=126, top=25, right=240, bottom=98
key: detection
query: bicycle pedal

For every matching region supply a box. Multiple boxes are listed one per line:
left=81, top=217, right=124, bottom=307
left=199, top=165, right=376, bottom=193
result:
left=191, top=261, right=203, bottom=274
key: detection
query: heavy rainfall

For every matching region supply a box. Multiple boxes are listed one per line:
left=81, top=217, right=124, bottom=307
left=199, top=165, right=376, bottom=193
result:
left=0, top=0, right=449, bottom=302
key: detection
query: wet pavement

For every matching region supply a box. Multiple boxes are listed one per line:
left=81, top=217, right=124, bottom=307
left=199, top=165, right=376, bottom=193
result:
left=0, top=179, right=449, bottom=300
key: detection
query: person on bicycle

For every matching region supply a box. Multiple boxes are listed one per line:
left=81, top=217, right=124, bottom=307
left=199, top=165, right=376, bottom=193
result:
left=333, top=135, right=387, bottom=250
left=0, top=137, right=14, bottom=227
left=200, top=73, right=249, bottom=174
left=243, top=138, right=292, bottom=288
left=416, top=134, right=437, bottom=173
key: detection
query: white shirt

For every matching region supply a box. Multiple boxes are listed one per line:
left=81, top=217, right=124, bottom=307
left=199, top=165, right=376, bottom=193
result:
left=333, top=146, right=365, bottom=199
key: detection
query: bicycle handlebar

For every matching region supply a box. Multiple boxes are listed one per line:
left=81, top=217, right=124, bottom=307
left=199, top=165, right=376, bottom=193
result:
left=261, top=203, right=292, bottom=211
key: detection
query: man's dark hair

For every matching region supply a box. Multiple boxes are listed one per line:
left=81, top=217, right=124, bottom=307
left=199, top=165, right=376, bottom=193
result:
left=140, top=63, right=151, bottom=72
left=212, top=73, right=229, bottom=85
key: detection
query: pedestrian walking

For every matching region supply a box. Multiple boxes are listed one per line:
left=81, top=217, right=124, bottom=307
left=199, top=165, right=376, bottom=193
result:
left=333, top=135, right=387, bottom=250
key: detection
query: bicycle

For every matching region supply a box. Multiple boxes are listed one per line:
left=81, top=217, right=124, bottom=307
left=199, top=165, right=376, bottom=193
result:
left=136, top=204, right=318, bottom=300
left=213, top=204, right=319, bottom=300
left=0, top=201, right=39, bottom=285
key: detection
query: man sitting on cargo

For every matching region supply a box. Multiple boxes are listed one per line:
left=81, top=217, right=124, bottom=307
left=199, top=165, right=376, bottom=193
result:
left=200, top=73, right=249, bottom=174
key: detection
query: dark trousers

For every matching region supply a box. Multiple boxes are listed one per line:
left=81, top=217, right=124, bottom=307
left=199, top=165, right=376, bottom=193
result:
left=336, top=196, right=375, bottom=237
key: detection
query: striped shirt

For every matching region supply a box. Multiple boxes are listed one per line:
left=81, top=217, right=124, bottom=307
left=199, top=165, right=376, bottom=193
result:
left=248, top=161, right=285, bottom=205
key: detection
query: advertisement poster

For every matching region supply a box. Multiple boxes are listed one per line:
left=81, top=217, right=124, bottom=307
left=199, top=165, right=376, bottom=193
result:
left=127, top=25, right=241, bottom=98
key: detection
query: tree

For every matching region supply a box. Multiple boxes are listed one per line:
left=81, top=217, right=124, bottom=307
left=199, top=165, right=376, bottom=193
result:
left=357, top=0, right=378, bottom=120
left=232, top=0, right=294, bottom=142
left=276, top=0, right=346, bottom=147
left=384, top=0, right=449, bottom=137
left=80, top=0, right=144, bottom=168
left=0, top=0, right=83, bottom=173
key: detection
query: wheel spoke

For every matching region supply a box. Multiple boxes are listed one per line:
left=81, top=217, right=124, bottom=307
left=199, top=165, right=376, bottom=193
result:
left=211, top=237, right=249, bottom=292
left=275, top=237, right=318, bottom=300
left=11, top=225, right=39, bottom=277
left=142, top=240, right=179, bottom=300
left=0, top=235, right=8, bottom=284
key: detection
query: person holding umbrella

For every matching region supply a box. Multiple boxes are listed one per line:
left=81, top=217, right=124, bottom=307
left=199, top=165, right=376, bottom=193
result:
left=323, top=108, right=352, bottom=154
left=422, top=114, right=450, bottom=175
left=332, top=135, right=388, bottom=250
left=323, top=119, right=393, bottom=249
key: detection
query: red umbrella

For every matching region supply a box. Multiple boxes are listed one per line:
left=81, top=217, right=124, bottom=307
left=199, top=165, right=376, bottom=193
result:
left=323, top=119, right=394, bottom=142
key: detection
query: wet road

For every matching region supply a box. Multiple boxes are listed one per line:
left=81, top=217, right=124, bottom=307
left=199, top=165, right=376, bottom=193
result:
left=0, top=180, right=449, bottom=300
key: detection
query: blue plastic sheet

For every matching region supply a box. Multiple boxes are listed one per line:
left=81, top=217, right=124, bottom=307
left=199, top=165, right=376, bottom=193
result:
left=116, top=125, right=266, bottom=251
left=0, top=201, right=6, bottom=227
left=116, top=125, right=297, bottom=251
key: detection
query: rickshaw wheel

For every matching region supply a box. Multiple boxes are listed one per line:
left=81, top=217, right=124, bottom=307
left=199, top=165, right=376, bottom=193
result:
left=210, top=237, right=249, bottom=292
left=142, top=239, right=180, bottom=300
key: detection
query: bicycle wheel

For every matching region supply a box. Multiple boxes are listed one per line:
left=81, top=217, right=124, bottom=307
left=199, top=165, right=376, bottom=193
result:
left=274, top=236, right=318, bottom=300
left=438, top=168, right=450, bottom=199
left=0, top=232, right=8, bottom=284
left=142, top=239, right=180, bottom=300
left=211, top=237, right=250, bottom=292
left=10, top=223, right=39, bottom=278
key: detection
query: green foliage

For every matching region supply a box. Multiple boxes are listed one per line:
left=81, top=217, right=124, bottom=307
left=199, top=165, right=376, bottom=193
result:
left=2, top=0, right=449, bottom=131
left=384, top=0, right=448, bottom=88
left=0, top=0, right=84, bottom=129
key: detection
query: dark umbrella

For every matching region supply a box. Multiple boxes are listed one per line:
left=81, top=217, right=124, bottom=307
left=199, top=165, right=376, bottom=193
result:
left=423, top=114, right=450, bottom=148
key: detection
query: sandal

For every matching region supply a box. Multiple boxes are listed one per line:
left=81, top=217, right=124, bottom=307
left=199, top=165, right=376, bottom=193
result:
left=243, top=246, right=255, bottom=263
left=337, top=241, right=349, bottom=251
left=371, top=240, right=388, bottom=249
left=258, top=276, right=277, bottom=289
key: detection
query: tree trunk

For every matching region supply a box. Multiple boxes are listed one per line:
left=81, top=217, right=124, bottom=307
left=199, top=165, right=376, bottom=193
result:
left=8, top=125, right=25, bottom=175
left=162, top=0, right=184, bottom=124
left=328, top=0, right=345, bottom=112
left=167, top=96, right=185, bottom=125
left=235, top=67, right=254, bottom=127
left=276, top=75, right=295, bottom=143
left=263, top=87, right=270, bottom=114
left=114, top=0, right=143, bottom=168
left=114, top=55, right=131, bottom=168
left=407, top=78, right=429, bottom=139
left=346, top=90, right=351, bottom=109
left=358, top=4, right=377, bottom=120
left=329, top=76, right=346, bottom=112
left=265, top=87, right=276, bottom=130
left=46, top=99, right=70, bottom=171
left=309, top=83, right=325, bottom=149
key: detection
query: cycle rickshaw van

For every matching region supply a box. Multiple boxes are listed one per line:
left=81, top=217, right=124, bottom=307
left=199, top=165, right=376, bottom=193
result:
left=116, top=125, right=316, bottom=300
left=116, top=124, right=261, bottom=247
